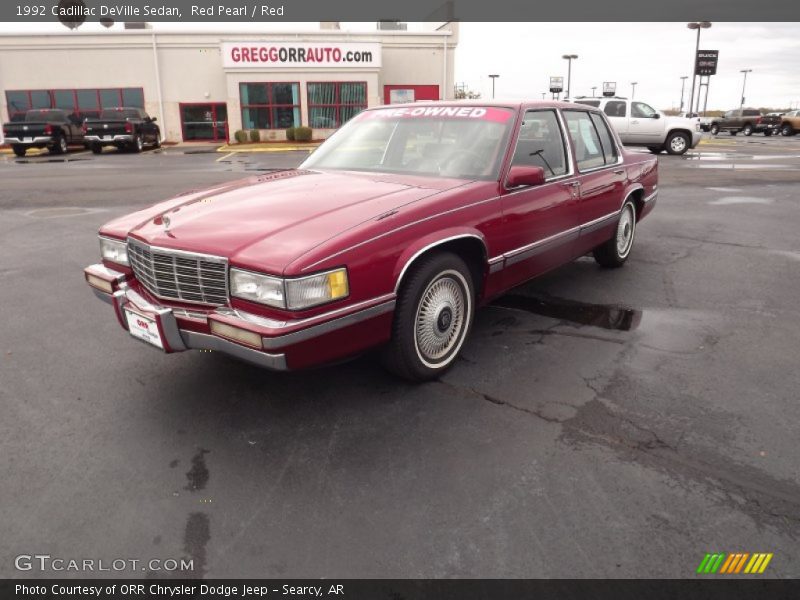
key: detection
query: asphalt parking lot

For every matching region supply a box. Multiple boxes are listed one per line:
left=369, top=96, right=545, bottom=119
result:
left=1, top=135, right=799, bottom=579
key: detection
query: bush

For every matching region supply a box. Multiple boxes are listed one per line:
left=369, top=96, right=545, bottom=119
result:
left=234, top=130, right=247, bottom=143
left=249, top=129, right=261, bottom=143
left=285, top=127, right=296, bottom=141
left=294, top=126, right=313, bottom=142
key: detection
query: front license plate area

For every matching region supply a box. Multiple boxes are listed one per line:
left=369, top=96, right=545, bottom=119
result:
left=124, top=307, right=164, bottom=349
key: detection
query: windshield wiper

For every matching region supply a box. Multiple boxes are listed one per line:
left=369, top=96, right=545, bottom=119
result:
left=529, top=149, right=555, bottom=176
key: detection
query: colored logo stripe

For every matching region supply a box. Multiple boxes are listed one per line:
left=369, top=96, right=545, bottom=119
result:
left=697, top=552, right=773, bottom=574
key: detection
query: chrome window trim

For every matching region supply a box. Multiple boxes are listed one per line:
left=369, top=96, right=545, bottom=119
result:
left=505, top=108, right=574, bottom=186
left=561, top=108, right=625, bottom=174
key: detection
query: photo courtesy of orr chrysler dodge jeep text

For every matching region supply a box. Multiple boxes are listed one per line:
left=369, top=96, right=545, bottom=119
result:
left=84, top=101, right=658, bottom=381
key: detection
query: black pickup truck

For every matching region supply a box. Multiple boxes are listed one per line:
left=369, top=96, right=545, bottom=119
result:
left=709, top=109, right=781, bottom=136
left=2, top=109, right=84, bottom=156
left=83, top=107, right=161, bottom=154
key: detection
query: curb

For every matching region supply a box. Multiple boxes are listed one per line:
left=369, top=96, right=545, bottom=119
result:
left=217, top=143, right=321, bottom=153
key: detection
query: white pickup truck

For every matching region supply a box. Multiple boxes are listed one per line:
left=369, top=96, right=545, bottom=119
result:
left=574, top=96, right=702, bottom=155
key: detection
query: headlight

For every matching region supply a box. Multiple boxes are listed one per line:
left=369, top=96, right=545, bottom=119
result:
left=229, top=267, right=349, bottom=310
left=229, top=268, right=285, bottom=308
left=285, top=268, right=349, bottom=310
left=99, top=236, right=129, bottom=266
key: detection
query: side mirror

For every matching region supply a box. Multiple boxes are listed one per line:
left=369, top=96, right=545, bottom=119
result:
left=653, top=113, right=661, bottom=119
left=506, top=165, right=546, bottom=188
left=150, top=117, right=157, bottom=122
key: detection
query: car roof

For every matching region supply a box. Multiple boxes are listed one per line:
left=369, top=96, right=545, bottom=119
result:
left=368, top=99, right=603, bottom=111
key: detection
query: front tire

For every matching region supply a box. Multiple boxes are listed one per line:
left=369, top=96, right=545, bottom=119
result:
left=12, top=145, right=26, bottom=157
left=665, top=132, right=690, bottom=155
left=781, top=124, right=794, bottom=136
left=593, top=200, right=637, bottom=268
left=382, top=252, right=474, bottom=381
left=131, top=134, right=143, bottom=153
left=743, top=124, right=754, bottom=136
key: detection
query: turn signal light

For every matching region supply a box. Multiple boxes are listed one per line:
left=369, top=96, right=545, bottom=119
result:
left=210, top=321, right=262, bottom=349
left=86, top=274, right=114, bottom=293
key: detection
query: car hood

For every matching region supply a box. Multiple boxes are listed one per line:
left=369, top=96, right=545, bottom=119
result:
left=120, top=169, right=465, bottom=274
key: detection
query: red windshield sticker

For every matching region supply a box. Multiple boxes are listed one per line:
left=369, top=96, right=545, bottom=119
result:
left=363, top=106, right=513, bottom=123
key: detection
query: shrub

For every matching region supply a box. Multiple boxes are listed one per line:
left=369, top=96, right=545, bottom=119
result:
left=294, top=126, right=313, bottom=142
left=285, top=127, right=296, bottom=141
left=234, top=130, right=247, bottom=143
left=249, top=129, right=261, bottom=143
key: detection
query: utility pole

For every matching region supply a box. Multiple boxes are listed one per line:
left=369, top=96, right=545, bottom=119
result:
left=740, top=69, right=752, bottom=108
left=488, top=74, right=499, bottom=99
left=679, top=76, right=688, bottom=112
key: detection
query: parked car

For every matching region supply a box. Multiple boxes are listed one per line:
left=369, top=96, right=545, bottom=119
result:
left=574, top=96, right=701, bottom=155
left=778, top=110, right=800, bottom=136
left=2, top=108, right=84, bottom=156
left=83, top=107, right=161, bottom=153
left=84, top=101, right=657, bottom=381
left=708, top=109, right=780, bottom=136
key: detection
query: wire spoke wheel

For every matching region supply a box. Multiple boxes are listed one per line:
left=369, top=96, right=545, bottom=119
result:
left=615, top=204, right=636, bottom=258
left=414, top=273, right=467, bottom=364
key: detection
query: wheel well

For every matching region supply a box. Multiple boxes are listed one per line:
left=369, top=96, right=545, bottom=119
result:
left=668, top=128, right=692, bottom=140
left=628, top=188, right=645, bottom=221
left=397, top=236, right=488, bottom=299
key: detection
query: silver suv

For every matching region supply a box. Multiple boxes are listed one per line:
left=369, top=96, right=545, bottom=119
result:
left=574, top=97, right=702, bottom=155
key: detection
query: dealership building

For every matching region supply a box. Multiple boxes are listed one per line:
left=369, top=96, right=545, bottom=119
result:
left=0, top=22, right=457, bottom=143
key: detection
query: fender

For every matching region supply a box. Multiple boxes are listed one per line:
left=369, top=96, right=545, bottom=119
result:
left=392, top=228, right=488, bottom=293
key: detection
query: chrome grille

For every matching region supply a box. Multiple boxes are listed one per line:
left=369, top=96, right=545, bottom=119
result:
left=127, top=238, right=228, bottom=305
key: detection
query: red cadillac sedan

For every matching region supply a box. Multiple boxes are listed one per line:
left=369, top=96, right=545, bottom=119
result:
left=84, top=101, right=657, bottom=380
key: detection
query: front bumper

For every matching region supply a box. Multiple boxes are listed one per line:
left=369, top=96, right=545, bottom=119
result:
left=85, top=135, right=134, bottom=144
left=84, top=263, right=395, bottom=371
left=5, top=136, right=54, bottom=145
left=690, top=130, right=703, bottom=148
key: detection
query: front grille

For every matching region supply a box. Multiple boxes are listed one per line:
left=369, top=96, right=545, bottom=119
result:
left=127, top=238, right=228, bottom=306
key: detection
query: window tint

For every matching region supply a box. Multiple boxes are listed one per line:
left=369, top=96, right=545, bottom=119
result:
left=631, top=102, right=657, bottom=118
left=25, top=110, right=66, bottom=122
left=589, top=113, right=619, bottom=164
left=510, top=109, right=567, bottom=178
left=604, top=101, right=626, bottom=118
left=564, top=111, right=606, bottom=171
left=743, top=109, right=760, bottom=116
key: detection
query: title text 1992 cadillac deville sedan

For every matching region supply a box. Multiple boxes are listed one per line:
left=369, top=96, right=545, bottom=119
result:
left=84, top=101, right=657, bottom=380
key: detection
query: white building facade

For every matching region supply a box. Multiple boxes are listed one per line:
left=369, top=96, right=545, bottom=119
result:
left=0, top=24, right=457, bottom=143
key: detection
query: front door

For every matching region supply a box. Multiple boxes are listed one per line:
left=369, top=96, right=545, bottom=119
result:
left=180, top=103, right=228, bottom=141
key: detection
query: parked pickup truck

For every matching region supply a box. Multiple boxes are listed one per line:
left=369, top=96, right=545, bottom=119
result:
left=708, top=109, right=780, bottom=136
left=574, top=96, right=701, bottom=155
left=778, top=110, right=800, bottom=136
left=2, top=109, right=84, bottom=156
left=83, top=107, right=161, bottom=153
left=84, top=100, right=657, bottom=380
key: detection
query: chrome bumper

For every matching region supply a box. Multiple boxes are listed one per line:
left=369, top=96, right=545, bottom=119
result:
left=85, top=135, right=134, bottom=143
left=5, top=136, right=53, bottom=145
left=85, top=263, right=395, bottom=371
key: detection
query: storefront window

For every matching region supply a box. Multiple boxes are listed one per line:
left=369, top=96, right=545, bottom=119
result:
left=240, top=82, right=300, bottom=129
left=308, top=82, right=367, bottom=129
left=5, top=88, right=144, bottom=121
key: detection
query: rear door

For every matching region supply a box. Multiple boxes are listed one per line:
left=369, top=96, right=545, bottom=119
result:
left=499, top=108, right=580, bottom=287
left=602, top=100, right=629, bottom=141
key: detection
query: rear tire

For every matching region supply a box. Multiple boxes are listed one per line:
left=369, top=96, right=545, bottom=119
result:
left=710, top=124, right=720, bottom=135
left=781, top=124, right=794, bottom=136
left=50, top=136, right=68, bottom=154
left=382, top=252, right=474, bottom=381
left=131, top=135, right=143, bottom=153
left=743, top=124, right=754, bottom=136
left=593, top=200, right=637, bottom=268
left=12, top=145, right=26, bottom=157
left=665, top=132, right=690, bottom=155
left=90, top=144, right=103, bottom=154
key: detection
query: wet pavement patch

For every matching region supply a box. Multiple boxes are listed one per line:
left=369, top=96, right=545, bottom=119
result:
left=709, top=196, right=774, bottom=205
left=24, top=207, right=102, bottom=218
left=183, top=513, right=210, bottom=577
left=185, top=448, right=210, bottom=491
left=492, top=294, right=642, bottom=331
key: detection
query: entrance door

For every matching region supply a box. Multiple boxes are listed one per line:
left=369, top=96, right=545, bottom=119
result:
left=180, top=103, right=228, bottom=141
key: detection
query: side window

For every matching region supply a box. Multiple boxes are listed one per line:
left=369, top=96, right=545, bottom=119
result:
left=589, top=113, right=619, bottom=164
left=603, top=101, right=626, bottom=118
left=631, top=102, right=657, bottom=118
left=564, top=111, right=605, bottom=171
left=510, top=109, right=568, bottom=178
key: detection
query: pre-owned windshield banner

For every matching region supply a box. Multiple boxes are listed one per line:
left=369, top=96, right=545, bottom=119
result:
left=4, top=0, right=797, bottom=22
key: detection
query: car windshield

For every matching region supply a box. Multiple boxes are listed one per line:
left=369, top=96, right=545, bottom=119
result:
left=301, top=105, right=515, bottom=180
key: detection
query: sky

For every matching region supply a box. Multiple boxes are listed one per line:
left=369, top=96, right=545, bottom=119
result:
left=1, top=21, right=798, bottom=110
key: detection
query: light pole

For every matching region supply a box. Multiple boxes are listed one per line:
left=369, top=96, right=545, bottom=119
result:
left=631, top=82, right=637, bottom=100
left=740, top=69, right=752, bottom=108
left=562, top=54, right=578, bottom=100
left=679, top=76, right=688, bottom=113
left=541, top=92, right=546, bottom=99
left=488, top=74, right=499, bottom=99
left=592, top=86, right=597, bottom=97
left=687, top=22, right=712, bottom=115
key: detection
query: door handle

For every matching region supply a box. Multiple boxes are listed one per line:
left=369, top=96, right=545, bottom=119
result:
left=562, top=181, right=580, bottom=188
left=613, top=169, right=625, bottom=175
left=631, top=120, right=639, bottom=124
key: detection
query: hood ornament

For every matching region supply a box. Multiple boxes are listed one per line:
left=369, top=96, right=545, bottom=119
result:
left=162, top=215, right=171, bottom=232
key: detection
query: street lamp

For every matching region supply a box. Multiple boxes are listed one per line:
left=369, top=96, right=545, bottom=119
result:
left=488, top=74, right=499, bottom=99
left=679, top=76, right=688, bottom=113
left=740, top=69, right=752, bottom=108
left=562, top=54, right=578, bottom=100
left=687, top=22, right=712, bottom=114
left=631, top=82, right=638, bottom=100
left=591, top=86, right=597, bottom=98
left=541, top=92, right=546, bottom=99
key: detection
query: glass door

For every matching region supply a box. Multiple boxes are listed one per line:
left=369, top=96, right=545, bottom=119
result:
left=180, top=103, right=228, bottom=141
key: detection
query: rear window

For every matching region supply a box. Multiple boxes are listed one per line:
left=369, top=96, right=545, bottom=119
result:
left=99, top=108, right=141, bottom=120
left=743, top=109, right=761, bottom=116
left=25, top=110, right=65, bottom=122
